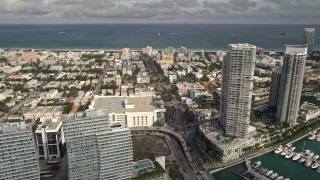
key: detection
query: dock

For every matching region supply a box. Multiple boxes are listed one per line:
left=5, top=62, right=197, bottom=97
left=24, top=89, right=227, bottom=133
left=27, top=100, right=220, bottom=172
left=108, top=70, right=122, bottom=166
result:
left=244, top=159, right=270, bottom=180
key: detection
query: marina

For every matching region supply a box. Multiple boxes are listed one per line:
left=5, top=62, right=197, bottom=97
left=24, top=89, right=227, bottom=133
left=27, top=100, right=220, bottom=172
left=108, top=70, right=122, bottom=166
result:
left=213, top=134, right=320, bottom=180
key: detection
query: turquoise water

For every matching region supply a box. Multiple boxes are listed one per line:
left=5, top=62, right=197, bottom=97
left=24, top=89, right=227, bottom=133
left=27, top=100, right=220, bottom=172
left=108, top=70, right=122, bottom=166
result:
left=213, top=137, right=320, bottom=180
left=220, top=140, right=230, bottom=145
left=134, top=162, right=153, bottom=170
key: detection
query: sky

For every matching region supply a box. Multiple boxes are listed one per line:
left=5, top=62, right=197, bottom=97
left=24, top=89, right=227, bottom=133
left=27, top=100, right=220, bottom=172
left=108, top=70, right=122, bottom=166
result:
left=0, top=0, right=320, bottom=24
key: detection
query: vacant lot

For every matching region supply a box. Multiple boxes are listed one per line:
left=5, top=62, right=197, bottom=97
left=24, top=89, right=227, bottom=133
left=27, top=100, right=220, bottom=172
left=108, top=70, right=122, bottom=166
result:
left=133, top=135, right=170, bottom=160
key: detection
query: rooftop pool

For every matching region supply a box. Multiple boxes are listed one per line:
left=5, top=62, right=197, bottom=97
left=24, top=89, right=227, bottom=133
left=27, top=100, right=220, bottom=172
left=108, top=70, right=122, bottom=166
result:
left=134, top=162, right=153, bottom=170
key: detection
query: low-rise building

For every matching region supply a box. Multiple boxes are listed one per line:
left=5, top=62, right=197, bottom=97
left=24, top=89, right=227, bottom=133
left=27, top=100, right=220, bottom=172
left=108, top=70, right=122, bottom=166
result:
left=300, top=103, right=320, bottom=122
left=23, top=106, right=64, bottom=121
left=89, top=95, right=166, bottom=127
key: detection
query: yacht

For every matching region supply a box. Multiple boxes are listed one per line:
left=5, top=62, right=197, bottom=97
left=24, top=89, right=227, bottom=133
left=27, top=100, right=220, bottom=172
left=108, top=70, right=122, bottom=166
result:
left=266, top=170, right=274, bottom=176
left=309, top=135, right=316, bottom=140
left=270, top=173, right=278, bottom=179
left=292, top=153, right=301, bottom=161
left=305, top=160, right=313, bottom=167
left=312, top=155, right=319, bottom=161
left=304, top=149, right=310, bottom=154
left=316, top=137, right=320, bottom=142
left=311, top=163, right=319, bottom=169
left=317, top=167, right=320, bottom=173
left=290, top=147, right=296, bottom=151
left=252, top=161, right=261, bottom=168
left=285, top=153, right=294, bottom=159
left=276, top=176, right=284, bottom=180
left=283, top=178, right=290, bottom=180
left=281, top=151, right=288, bottom=156
left=286, top=143, right=292, bottom=147
left=299, top=158, right=307, bottom=163
left=274, top=148, right=283, bottom=154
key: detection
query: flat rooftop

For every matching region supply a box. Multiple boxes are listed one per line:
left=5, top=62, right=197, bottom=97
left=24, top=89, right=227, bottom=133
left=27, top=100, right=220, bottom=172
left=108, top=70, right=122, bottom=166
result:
left=91, top=96, right=159, bottom=113
left=0, top=122, right=30, bottom=134
left=35, top=118, right=62, bottom=132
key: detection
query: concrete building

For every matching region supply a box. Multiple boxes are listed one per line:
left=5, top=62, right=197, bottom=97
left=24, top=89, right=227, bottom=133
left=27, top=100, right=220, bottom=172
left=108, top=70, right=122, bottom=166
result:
left=89, top=95, right=166, bottom=127
left=62, top=110, right=133, bottom=180
left=269, top=67, right=282, bottom=110
left=0, top=122, right=40, bottom=180
left=300, top=103, right=320, bottom=122
left=23, top=106, right=64, bottom=121
left=46, top=89, right=58, bottom=99
left=34, top=118, right=64, bottom=160
left=142, top=46, right=153, bottom=56
left=276, top=45, right=307, bottom=126
left=302, top=28, right=316, bottom=56
left=220, top=43, right=256, bottom=138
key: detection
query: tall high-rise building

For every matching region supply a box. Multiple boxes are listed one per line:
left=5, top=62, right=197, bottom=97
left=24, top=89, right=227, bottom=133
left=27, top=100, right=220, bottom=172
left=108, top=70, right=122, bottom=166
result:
left=0, top=122, right=40, bottom=180
left=220, top=43, right=256, bottom=138
left=302, top=28, right=316, bottom=56
left=62, top=110, right=133, bottom=180
left=276, top=45, right=307, bottom=126
left=269, top=67, right=282, bottom=110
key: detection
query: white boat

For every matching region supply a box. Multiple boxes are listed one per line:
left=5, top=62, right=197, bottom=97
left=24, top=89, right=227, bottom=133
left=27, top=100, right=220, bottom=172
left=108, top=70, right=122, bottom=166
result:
left=306, top=152, right=315, bottom=159
left=284, top=178, right=290, bottom=180
left=252, top=161, right=261, bottom=168
left=305, top=160, right=312, bottom=167
left=270, top=173, right=278, bottom=179
left=292, top=153, right=301, bottom=161
left=276, top=176, right=284, bottom=180
left=309, top=135, right=316, bottom=140
left=311, top=163, right=319, bottom=169
left=304, top=149, right=310, bottom=154
left=274, top=148, right=283, bottom=154
left=281, top=151, right=288, bottom=156
left=299, top=158, right=307, bottom=163
left=285, top=153, right=294, bottom=159
left=266, top=170, right=274, bottom=176
left=290, top=147, right=296, bottom=151
left=316, top=137, right=320, bottom=142
left=286, top=143, right=292, bottom=147
left=313, top=155, right=319, bottom=160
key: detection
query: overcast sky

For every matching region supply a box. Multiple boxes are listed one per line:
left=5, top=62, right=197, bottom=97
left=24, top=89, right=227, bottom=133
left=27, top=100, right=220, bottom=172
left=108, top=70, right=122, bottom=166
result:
left=1, top=0, right=320, bottom=24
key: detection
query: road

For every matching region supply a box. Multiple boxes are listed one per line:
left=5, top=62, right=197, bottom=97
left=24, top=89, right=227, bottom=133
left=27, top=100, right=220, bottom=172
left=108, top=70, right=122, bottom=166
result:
left=131, top=126, right=215, bottom=180
left=0, top=97, right=29, bottom=123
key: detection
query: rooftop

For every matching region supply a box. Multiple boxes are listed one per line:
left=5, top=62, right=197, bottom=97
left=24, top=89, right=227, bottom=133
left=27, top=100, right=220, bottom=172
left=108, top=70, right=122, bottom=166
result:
left=229, top=43, right=256, bottom=49
left=285, top=45, right=307, bottom=55
left=0, top=122, right=30, bottom=134
left=90, top=95, right=162, bottom=113
left=35, top=118, right=62, bottom=133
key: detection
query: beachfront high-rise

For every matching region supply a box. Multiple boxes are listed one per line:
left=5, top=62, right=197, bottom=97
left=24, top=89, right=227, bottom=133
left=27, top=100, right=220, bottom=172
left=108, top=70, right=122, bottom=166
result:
left=276, top=45, right=307, bottom=127
left=269, top=67, right=282, bottom=110
left=62, top=110, right=133, bottom=180
left=0, top=122, right=40, bottom=180
left=220, top=43, right=256, bottom=138
left=302, top=28, right=316, bottom=56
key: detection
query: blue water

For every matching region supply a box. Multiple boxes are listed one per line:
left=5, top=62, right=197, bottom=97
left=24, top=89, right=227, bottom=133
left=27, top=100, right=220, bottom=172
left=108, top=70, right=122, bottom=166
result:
left=213, top=136, right=320, bottom=180
left=0, top=24, right=319, bottom=51
left=134, top=162, right=152, bottom=170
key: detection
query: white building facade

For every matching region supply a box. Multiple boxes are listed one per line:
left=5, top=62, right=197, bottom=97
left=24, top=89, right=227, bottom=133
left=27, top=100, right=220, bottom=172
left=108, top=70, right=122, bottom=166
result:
left=62, top=110, right=133, bottom=180
left=220, top=43, right=256, bottom=138
left=0, top=122, right=40, bottom=180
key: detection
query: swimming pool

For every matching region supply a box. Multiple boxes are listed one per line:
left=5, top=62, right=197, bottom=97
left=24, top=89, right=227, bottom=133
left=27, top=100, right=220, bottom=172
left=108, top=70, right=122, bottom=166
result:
left=134, top=162, right=153, bottom=170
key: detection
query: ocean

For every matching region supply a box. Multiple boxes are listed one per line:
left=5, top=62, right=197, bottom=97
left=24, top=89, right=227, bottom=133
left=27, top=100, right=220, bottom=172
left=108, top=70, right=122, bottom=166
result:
left=213, top=136, right=320, bottom=180
left=0, top=24, right=319, bottom=51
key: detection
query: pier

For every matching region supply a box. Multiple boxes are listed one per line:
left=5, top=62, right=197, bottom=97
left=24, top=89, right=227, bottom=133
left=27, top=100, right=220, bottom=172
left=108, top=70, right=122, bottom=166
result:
left=244, top=159, right=270, bottom=180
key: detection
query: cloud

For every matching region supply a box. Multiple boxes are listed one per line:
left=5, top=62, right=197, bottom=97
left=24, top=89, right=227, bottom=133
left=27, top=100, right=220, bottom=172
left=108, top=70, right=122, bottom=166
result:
left=0, top=0, right=318, bottom=23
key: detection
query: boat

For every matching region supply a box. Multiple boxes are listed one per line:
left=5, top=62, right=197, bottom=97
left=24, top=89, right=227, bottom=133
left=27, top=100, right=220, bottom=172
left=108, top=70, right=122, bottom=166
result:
left=299, top=158, right=307, bottom=163
left=313, top=155, right=319, bottom=160
left=292, top=153, right=301, bottom=161
left=311, top=163, right=319, bottom=169
left=274, top=148, right=283, bottom=154
left=290, top=147, right=296, bottom=151
left=260, top=168, right=268, bottom=174
left=285, top=153, right=294, bottom=159
left=286, top=143, right=292, bottom=147
left=306, top=152, right=315, bottom=159
left=276, top=176, right=284, bottom=180
left=317, top=167, right=320, bottom=173
left=284, top=178, right=290, bottom=180
left=270, top=173, right=278, bottom=179
left=303, top=149, right=310, bottom=154
left=309, top=135, right=316, bottom=140
left=281, top=151, right=288, bottom=156
left=252, top=161, right=261, bottom=168
left=266, top=170, right=274, bottom=176
left=305, top=160, right=312, bottom=167
left=316, top=137, right=320, bottom=142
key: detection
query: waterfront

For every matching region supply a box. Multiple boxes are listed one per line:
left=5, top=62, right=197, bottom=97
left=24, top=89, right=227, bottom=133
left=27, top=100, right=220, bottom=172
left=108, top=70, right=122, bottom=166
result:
left=0, top=24, right=319, bottom=51
left=213, top=136, right=320, bottom=180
